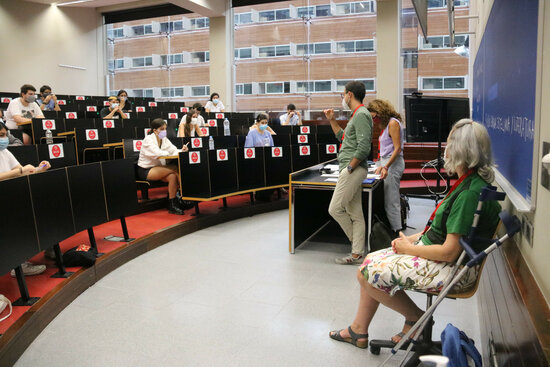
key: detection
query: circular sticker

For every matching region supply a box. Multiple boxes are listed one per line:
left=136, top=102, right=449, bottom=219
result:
left=299, top=135, right=306, bottom=143
left=52, top=145, right=61, bottom=157
left=193, top=139, right=200, bottom=147
left=105, top=120, right=113, bottom=128
left=191, top=152, right=199, bottom=163
left=301, top=146, right=309, bottom=155
left=274, top=147, right=281, bottom=156
left=68, top=113, right=75, bottom=119
left=328, top=145, right=335, bottom=153
left=169, top=114, right=176, bottom=119
left=45, top=120, right=53, bottom=129
left=219, top=150, right=226, bottom=160
left=246, top=149, right=253, bottom=158
left=201, top=128, right=207, bottom=135
left=301, top=127, right=308, bottom=133
left=135, top=141, right=142, bottom=150
left=88, top=130, right=96, bottom=139
left=209, top=120, right=216, bottom=127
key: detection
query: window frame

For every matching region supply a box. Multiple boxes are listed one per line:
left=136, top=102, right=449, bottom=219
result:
left=419, top=76, right=468, bottom=90
left=258, top=44, right=291, bottom=58
left=191, top=85, right=211, bottom=97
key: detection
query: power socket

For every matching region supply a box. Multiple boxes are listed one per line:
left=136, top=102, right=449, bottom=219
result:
left=521, top=215, right=534, bottom=248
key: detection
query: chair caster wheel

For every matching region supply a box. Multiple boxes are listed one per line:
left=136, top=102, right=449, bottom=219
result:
left=370, top=345, right=381, bottom=355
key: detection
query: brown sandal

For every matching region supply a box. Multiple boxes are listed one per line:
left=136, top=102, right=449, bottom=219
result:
left=329, top=326, right=369, bottom=349
left=391, top=317, right=434, bottom=344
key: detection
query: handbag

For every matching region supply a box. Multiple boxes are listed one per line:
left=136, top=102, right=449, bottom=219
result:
left=369, top=215, right=398, bottom=252
left=62, top=244, right=98, bottom=267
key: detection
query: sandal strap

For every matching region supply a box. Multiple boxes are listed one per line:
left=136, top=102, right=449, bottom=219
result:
left=347, top=326, right=368, bottom=342
left=404, top=319, right=417, bottom=326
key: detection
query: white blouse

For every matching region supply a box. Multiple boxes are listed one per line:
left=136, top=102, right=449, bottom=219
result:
left=205, top=100, right=225, bottom=112
left=137, top=133, right=180, bottom=169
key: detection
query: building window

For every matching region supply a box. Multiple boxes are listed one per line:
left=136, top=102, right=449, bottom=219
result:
left=336, top=39, right=374, bottom=53
left=315, top=5, right=332, bottom=17
left=132, top=89, right=154, bottom=97
left=258, top=9, right=290, bottom=22
left=402, top=49, right=418, bottom=68
left=191, top=51, right=209, bottom=63
left=190, top=17, right=209, bottom=29
left=132, top=57, right=153, bottom=68
left=161, top=54, right=184, bottom=66
left=235, top=12, right=253, bottom=25
left=401, top=9, right=418, bottom=28
left=420, top=35, right=469, bottom=49
left=132, top=25, right=145, bottom=36
left=258, top=82, right=290, bottom=94
left=296, top=42, right=332, bottom=55
left=420, top=76, right=467, bottom=90
left=113, top=28, right=124, bottom=38
left=236, top=83, right=253, bottom=95
left=428, top=0, right=445, bottom=8
left=115, top=59, right=124, bottom=69
left=297, top=80, right=332, bottom=93
left=334, top=1, right=373, bottom=15
left=297, top=6, right=315, bottom=18
left=336, top=79, right=375, bottom=91
left=235, top=47, right=253, bottom=59
left=258, top=45, right=291, bottom=57
left=161, top=87, right=185, bottom=98
left=191, top=85, right=210, bottom=96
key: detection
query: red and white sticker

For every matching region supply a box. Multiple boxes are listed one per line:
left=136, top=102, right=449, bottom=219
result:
left=215, top=113, right=224, bottom=119
left=42, top=119, right=56, bottom=130
left=48, top=144, right=64, bottom=159
left=86, top=129, right=98, bottom=141
left=133, top=140, right=143, bottom=152
left=272, top=147, right=283, bottom=158
left=299, top=145, right=310, bottom=156
left=245, top=147, right=256, bottom=159
left=191, top=138, right=203, bottom=148
left=125, top=112, right=131, bottom=118
left=143, top=128, right=150, bottom=136
left=217, top=149, right=228, bottom=161
left=103, top=100, right=110, bottom=106
left=300, top=126, right=310, bottom=134
left=65, top=112, right=77, bottom=119
left=57, top=100, right=66, bottom=105
left=75, top=95, right=85, bottom=100
left=189, top=151, right=200, bottom=164
left=168, top=113, right=178, bottom=119
left=148, top=101, right=157, bottom=107
left=207, top=119, right=217, bottom=127
left=1, top=97, right=12, bottom=103
left=86, top=106, right=97, bottom=112
left=103, top=120, right=115, bottom=128
left=136, top=106, right=145, bottom=112
left=298, top=135, right=308, bottom=144
left=326, top=144, right=337, bottom=154
left=200, top=127, right=209, bottom=136
left=180, top=107, right=189, bottom=113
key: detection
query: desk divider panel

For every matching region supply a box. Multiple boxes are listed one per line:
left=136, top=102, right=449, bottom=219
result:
left=237, top=135, right=246, bottom=148
left=319, top=143, right=340, bottom=163
left=168, top=137, right=184, bottom=149
left=198, top=126, right=218, bottom=137
left=213, top=136, right=238, bottom=149
left=64, top=119, right=97, bottom=132
left=37, top=142, right=77, bottom=169
left=100, top=159, right=138, bottom=220
left=105, top=127, right=137, bottom=144
left=179, top=150, right=211, bottom=198
left=236, top=147, right=266, bottom=190
left=272, top=134, right=291, bottom=146
left=32, top=118, right=64, bottom=144
left=293, top=125, right=317, bottom=135
left=315, top=125, right=334, bottom=134
left=291, top=144, right=320, bottom=172
left=188, top=137, right=208, bottom=150
left=316, top=133, right=340, bottom=145
left=208, top=148, right=238, bottom=196
left=28, top=168, right=75, bottom=250
left=66, top=163, right=108, bottom=232
left=292, top=133, right=317, bottom=145
left=272, top=126, right=292, bottom=135
left=9, top=145, right=39, bottom=166
left=264, top=146, right=291, bottom=186
left=0, top=176, right=40, bottom=275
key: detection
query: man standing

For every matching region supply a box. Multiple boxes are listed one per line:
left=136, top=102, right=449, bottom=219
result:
left=4, top=84, right=44, bottom=145
left=280, top=104, right=302, bottom=126
left=324, top=81, right=372, bottom=264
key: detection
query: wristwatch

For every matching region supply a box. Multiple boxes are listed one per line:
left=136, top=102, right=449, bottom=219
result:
left=347, top=165, right=353, bottom=173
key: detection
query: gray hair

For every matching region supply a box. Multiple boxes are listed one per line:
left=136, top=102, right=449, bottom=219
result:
left=444, top=119, right=495, bottom=183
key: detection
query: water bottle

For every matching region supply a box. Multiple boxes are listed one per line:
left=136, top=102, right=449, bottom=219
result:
left=208, top=136, right=214, bottom=150
left=45, top=129, right=53, bottom=144
left=223, top=118, right=230, bottom=136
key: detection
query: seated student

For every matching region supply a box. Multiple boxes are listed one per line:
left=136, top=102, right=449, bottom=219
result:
left=178, top=110, right=204, bottom=138
left=192, top=103, right=206, bottom=126
left=329, top=120, right=501, bottom=349
left=279, top=104, right=302, bottom=126
left=248, top=117, right=277, bottom=136
left=36, top=85, right=61, bottom=112
left=0, top=110, right=22, bottom=146
left=0, top=121, right=51, bottom=276
left=245, top=113, right=274, bottom=147
left=204, top=93, right=225, bottom=113
left=100, top=96, right=128, bottom=119
left=4, top=84, right=44, bottom=145
left=117, top=89, right=133, bottom=112
left=137, top=118, right=189, bottom=215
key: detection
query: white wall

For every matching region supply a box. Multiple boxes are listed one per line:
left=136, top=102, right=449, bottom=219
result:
left=471, top=0, right=550, bottom=304
left=0, top=1, right=105, bottom=96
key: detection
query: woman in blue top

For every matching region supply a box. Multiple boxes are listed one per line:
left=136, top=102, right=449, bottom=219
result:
left=244, top=113, right=274, bottom=147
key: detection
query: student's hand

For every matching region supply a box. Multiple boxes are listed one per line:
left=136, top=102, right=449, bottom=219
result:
left=182, top=143, right=189, bottom=152
left=375, top=166, right=388, bottom=179
left=44, top=95, right=52, bottom=103
left=323, top=109, right=334, bottom=120
left=51, top=94, right=57, bottom=101
left=39, top=161, right=51, bottom=170
left=296, top=111, right=301, bottom=117
left=22, top=165, right=35, bottom=175
left=288, top=111, right=295, bottom=118
left=392, top=232, right=412, bottom=254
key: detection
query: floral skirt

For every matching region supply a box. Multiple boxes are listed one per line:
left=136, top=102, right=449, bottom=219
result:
left=359, top=244, right=479, bottom=296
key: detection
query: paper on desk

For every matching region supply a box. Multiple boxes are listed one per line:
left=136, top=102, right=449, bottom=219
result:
left=324, top=178, right=339, bottom=182
left=321, top=173, right=339, bottom=178
left=323, top=164, right=340, bottom=171
left=367, top=174, right=381, bottom=179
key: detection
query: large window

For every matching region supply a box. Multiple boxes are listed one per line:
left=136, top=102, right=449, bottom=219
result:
left=132, top=57, right=153, bottom=68
left=258, top=45, right=291, bottom=57
left=235, top=12, right=253, bottom=25
left=191, top=85, right=210, bottom=96
left=236, top=83, right=253, bottom=95
left=336, top=39, right=374, bottom=53
left=191, top=17, right=209, bottom=29
left=336, top=79, right=375, bottom=92
left=420, top=76, right=467, bottom=90
left=296, top=42, right=332, bottom=55
left=235, top=47, right=253, bottom=59
left=190, top=51, right=209, bottom=63
left=259, top=9, right=291, bottom=22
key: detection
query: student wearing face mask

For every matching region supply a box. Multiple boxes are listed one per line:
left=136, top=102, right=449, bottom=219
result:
left=117, top=89, right=133, bottom=112
left=137, top=118, right=189, bottom=215
left=4, top=84, right=44, bottom=145
left=36, top=85, right=61, bottom=112
left=192, top=103, right=206, bottom=126
left=0, top=121, right=51, bottom=276
left=323, top=81, right=373, bottom=265
left=204, top=93, right=225, bottom=113
left=100, top=96, right=128, bottom=119
left=244, top=113, right=274, bottom=147
left=0, top=110, right=22, bottom=146
left=178, top=110, right=204, bottom=137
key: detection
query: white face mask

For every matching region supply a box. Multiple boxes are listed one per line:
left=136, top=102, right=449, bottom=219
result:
left=191, top=118, right=198, bottom=125
left=341, top=95, right=349, bottom=110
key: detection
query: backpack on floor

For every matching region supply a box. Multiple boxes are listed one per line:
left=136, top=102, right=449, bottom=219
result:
left=369, top=215, right=397, bottom=252
left=62, top=244, right=97, bottom=267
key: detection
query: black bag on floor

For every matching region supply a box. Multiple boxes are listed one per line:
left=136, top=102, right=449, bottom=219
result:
left=369, top=215, right=397, bottom=252
left=400, top=194, right=410, bottom=229
left=62, top=244, right=97, bottom=267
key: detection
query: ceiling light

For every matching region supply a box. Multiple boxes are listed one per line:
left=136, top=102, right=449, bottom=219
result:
left=56, top=0, right=93, bottom=6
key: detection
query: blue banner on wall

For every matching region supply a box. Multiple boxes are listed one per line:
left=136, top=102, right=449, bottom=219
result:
left=472, top=0, right=538, bottom=203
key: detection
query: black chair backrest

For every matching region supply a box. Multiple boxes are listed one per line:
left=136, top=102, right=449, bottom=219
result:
left=37, top=142, right=77, bottom=169
left=8, top=145, right=39, bottom=166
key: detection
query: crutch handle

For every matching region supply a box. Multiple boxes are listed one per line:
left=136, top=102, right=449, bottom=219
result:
left=499, top=211, right=521, bottom=238
left=459, top=237, right=479, bottom=261
left=480, top=186, right=506, bottom=201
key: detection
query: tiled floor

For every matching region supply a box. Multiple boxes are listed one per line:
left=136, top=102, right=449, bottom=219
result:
left=15, top=198, right=481, bottom=367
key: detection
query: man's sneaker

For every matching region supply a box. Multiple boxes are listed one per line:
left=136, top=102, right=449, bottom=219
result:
left=0, top=294, right=12, bottom=322
left=10, top=262, right=46, bottom=277
left=335, top=254, right=364, bottom=265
